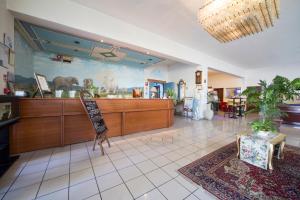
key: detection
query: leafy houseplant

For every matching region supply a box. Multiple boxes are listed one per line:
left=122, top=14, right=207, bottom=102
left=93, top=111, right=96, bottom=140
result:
left=242, top=76, right=300, bottom=134
left=166, top=89, right=177, bottom=105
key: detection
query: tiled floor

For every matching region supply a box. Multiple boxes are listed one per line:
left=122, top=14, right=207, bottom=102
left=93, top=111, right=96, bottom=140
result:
left=1, top=115, right=299, bottom=200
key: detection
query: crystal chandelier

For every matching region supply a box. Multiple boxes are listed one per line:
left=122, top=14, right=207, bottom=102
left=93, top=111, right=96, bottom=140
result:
left=198, top=0, right=280, bottom=43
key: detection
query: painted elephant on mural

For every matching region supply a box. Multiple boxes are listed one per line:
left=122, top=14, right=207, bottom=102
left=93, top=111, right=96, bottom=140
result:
left=53, top=76, right=79, bottom=90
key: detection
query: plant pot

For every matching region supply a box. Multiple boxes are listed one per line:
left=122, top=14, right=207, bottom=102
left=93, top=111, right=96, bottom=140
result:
left=69, top=90, right=76, bottom=98
left=55, top=90, right=63, bottom=98
left=255, top=131, right=275, bottom=138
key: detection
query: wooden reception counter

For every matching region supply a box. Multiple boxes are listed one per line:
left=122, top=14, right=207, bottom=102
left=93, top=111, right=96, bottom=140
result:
left=10, top=98, right=174, bottom=154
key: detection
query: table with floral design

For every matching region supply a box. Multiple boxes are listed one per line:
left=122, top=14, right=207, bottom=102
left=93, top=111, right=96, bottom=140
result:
left=236, top=132, right=287, bottom=170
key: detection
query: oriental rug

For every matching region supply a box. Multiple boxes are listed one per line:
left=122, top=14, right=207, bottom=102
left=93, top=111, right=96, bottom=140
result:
left=178, top=142, right=300, bottom=200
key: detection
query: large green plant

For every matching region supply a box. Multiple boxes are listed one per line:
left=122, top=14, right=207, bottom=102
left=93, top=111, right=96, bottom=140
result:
left=242, top=76, right=300, bottom=133
left=166, top=89, right=177, bottom=105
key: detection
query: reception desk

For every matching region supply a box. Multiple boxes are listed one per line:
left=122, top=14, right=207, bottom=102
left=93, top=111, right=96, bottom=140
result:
left=10, top=98, right=174, bottom=154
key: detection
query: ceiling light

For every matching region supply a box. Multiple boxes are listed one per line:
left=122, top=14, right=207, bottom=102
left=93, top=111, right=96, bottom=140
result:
left=146, top=51, right=150, bottom=55
left=197, top=0, right=280, bottom=43
left=100, top=40, right=104, bottom=43
left=74, top=41, right=80, bottom=44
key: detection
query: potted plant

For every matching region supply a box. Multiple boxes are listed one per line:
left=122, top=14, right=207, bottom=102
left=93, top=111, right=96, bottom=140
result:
left=166, top=89, right=177, bottom=105
left=242, top=76, right=300, bottom=136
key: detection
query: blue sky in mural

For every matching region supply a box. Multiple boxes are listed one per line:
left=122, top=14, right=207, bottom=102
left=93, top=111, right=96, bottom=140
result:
left=33, top=51, right=144, bottom=89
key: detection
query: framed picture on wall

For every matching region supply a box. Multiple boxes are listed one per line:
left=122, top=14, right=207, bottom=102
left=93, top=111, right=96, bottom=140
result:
left=3, top=33, right=13, bottom=49
left=195, top=70, right=202, bottom=84
left=33, top=73, right=52, bottom=98
left=0, top=42, right=9, bottom=68
left=35, top=73, right=51, bottom=92
left=8, top=49, right=15, bottom=66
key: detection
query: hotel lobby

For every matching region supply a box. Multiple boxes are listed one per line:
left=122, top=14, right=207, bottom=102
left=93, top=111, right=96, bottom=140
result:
left=0, top=0, right=300, bottom=200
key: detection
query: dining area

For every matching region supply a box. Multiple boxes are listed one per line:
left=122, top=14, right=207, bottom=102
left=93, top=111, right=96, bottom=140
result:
left=222, top=96, right=247, bottom=119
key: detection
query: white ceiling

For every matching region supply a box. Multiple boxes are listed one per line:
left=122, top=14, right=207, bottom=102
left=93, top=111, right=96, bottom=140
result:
left=72, top=0, right=300, bottom=69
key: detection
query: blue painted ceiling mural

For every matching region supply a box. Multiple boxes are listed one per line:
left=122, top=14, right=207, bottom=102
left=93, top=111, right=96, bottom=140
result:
left=17, top=20, right=163, bottom=68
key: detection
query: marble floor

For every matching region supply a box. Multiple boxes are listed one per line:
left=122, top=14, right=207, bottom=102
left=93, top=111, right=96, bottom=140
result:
left=0, top=115, right=299, bottom=200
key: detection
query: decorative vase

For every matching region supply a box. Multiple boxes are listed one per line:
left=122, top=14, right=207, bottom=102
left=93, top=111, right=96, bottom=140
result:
left=205, top=103, right=214, bottom=120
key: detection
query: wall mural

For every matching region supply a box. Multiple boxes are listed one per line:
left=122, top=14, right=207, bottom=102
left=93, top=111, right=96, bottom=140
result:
left=14, top=31, right=145, bottom=98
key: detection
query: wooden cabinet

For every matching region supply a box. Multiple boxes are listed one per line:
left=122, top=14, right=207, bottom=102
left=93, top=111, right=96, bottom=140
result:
left=11, top=117, right=62, bottom=153
left=11, top=98, right=174, bottom=154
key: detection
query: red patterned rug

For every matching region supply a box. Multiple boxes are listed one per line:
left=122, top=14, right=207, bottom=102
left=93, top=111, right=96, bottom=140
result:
left=178, top=142, right=300, bottom=200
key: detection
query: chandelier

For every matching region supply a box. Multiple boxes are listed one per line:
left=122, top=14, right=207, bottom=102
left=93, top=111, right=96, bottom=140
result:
left=198, top=0, right=280, bottom=43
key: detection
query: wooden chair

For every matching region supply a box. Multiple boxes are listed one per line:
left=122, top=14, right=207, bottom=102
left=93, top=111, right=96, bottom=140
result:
left=79, top=90, right=110, bottom=155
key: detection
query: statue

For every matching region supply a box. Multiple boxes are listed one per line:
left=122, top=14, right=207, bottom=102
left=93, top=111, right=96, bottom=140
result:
left=53, top=76, right=79, bottom=90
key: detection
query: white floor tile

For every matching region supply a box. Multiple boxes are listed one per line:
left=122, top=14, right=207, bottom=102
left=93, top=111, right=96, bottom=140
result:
left=44, top=164, right=69, bottom=180
left=37, top=188, right=68, bottom=200
left=156, top=147, right=171, bottom=154
left=38, top=174, right=69, bottom=197
left=161, top=162, right=180, bottom=178
left=136, top=160, right=158, bottom=174
left=20, top=162, right=48, bottom=176
left=118, top=143, right=133, bottom=151
left=86, top=193, right=101, bottom=200
left=10, top=171, right=44, bottom=191
left=119, top=165, right=143, bottom=182
left=96, top=171, right=123, bottom=191
left=112, top=157, right=133, bottom=170
left=145, top=169, right=172, bottom=187
left=3, top=183, right=39, bottom=200
left=175, top=175, right=198, bottom=192
left=108, top=151, right=127, bottom=161
left=101, top=183, right=133, bottom=200
left=69, top=179, right=99, bottom=200
left=126, top=176, right=155, bottom=198
left=175, top=157, right=192, bottom=167
left=185, top=194, right=200, bottom=200
left=94, top=162, right=116, bottom=177
left=142, top=150, right=160, bottom=159
left=48, top=157, right=69, bottom=169
left=151, top=156, right=171, bottom=167
left=123, top=148, right=139, bottom=156
left=104, top=146, right=121, bottom=154
left=51, top=152, right=69, bottom=161
left=164, top=152, right=182, bottom=162
left=136, top=189, right=167, bottom=200
left=128, top=154, right=147, bottom=164
left=193, top=188, right=217, bottom=200
left=70, top=167, right=94, bottom=186
left=136, top=145, right=152, bottom=152
left=91, top=156, right=111, bottom=167
left=70, top=159, right=92, bottom=173
left=158, top=179, right=190, bottom=200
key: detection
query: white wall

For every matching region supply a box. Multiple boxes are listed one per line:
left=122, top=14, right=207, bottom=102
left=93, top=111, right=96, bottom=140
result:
left=168, top=63, right=208, bottom=119
left=245, top=65, right=300, bottom=86
left=0, top=0, right=14, bottom=94
left=168, top=63, right=196, bottom=97
left=208, top=73, right=245, bottom=101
